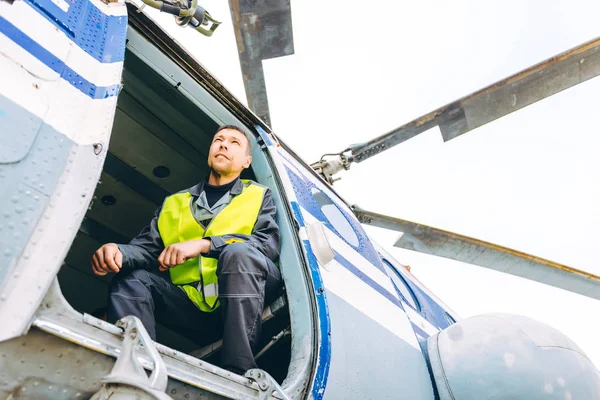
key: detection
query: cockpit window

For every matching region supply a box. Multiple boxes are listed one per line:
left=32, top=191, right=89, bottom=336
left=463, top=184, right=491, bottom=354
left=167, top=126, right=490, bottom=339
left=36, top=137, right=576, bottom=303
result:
left=311, top=187, right=359, bottom=247
left=381, top=258, right=420, bottom=311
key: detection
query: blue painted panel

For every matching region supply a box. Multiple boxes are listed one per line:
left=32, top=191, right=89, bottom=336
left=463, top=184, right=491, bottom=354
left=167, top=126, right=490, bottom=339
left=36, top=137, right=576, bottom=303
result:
left=301, top=240, right=331, bottom=400
left=284, top=165, right=386, bottom=273
left=254, top=125, right=275, bottom=147
left=0, top=18, right=120, bottom=99
left=290, top=201, right=306, bottom=228
left=0, top=96, right=73, bottom=284
left=24, top=0, right=127, bottom=63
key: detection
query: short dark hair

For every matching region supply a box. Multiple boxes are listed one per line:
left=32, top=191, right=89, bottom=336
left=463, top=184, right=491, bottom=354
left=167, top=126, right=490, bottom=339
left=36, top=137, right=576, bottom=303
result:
left=215, top=125, right=252, bottom=155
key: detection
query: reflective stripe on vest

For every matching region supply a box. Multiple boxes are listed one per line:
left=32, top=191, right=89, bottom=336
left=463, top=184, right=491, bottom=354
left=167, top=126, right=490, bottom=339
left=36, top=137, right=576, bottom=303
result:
left=157, top=180, right=265, bottom=312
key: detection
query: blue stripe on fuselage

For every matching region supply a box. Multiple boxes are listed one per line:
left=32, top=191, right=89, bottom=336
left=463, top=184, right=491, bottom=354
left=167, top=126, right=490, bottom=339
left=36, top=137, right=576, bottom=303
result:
left=411, top=322, right=430, bottom=339
left=290, top=201, right=306, bottom=227
left=333, top=251, right=403, bottom=309
left=331, top=248, right=437, bottom=340
left=335, top=249, right=444, bottom=338
left=23, top=0, right=127, bottom=63
left=0, top=17, right=120, bottom=99
left=302, top=240, right=331, bottom=400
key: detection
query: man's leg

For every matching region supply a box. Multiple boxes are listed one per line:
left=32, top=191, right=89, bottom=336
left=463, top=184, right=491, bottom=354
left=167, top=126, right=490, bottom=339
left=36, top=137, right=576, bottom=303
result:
left=107, top=269, right=219, bottom=342
left=217, top=242, right=282, bottom=374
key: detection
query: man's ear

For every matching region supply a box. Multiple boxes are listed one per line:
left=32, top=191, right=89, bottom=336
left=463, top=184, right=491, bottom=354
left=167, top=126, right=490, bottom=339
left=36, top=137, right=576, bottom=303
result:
left=243, top=155, right=252, bottom=169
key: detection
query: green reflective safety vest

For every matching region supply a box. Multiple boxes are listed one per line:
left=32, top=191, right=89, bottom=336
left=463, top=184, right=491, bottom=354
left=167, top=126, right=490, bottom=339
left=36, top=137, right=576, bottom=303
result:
left=157, top=180, right=265, bottom=312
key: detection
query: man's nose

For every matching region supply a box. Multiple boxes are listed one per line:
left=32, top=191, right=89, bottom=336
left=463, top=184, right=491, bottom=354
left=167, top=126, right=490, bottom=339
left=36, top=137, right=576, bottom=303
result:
left=219, top=141, right=228, bottom=150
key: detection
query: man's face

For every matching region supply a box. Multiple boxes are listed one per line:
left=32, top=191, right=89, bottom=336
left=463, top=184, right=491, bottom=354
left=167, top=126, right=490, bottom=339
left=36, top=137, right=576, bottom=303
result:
left=207, top=129, right=252, bottom=176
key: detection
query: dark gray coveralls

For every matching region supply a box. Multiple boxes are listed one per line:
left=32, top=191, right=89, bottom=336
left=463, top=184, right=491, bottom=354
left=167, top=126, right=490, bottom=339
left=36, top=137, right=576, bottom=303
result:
left=107, top=178, right=282, bottom=374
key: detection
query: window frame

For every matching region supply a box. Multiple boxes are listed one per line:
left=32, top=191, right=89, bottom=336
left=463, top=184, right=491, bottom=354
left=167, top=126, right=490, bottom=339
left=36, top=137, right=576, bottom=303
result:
left=381, top=257, right=421, bottom=312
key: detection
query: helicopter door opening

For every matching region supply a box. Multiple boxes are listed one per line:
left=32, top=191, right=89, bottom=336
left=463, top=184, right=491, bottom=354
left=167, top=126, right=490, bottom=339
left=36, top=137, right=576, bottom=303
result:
left=53, top=23, right=316, bottom=395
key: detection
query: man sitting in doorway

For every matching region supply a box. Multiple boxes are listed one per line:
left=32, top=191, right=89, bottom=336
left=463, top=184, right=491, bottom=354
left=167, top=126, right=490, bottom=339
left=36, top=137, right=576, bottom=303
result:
left=91, top=125, right=282, bottom=374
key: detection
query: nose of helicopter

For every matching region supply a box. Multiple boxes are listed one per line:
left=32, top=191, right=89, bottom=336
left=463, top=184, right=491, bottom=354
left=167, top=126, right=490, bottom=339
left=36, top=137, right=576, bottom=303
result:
left=427, top=313, right=600, bottom=400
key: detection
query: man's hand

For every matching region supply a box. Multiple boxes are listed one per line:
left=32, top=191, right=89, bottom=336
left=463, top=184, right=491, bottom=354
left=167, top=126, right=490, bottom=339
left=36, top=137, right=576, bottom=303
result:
left=92, top=243, right=123, bottom=276
left=158, top=239, right=211, bottom=271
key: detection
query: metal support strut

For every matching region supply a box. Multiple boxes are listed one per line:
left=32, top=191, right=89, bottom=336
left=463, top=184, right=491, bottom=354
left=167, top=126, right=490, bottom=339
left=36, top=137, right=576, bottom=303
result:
left=90, top=316, right=172, bottom=400
left=245, top=369, right=291, bottom=400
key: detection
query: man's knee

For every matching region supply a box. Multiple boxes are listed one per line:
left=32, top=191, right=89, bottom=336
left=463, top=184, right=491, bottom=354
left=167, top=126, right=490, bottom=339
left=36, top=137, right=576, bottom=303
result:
left=109, top=269, right=152, bottom=298
left=219, top=242, right=248, bottom=260
left=219, top=242, right=255, bottom=267
left=217, top=242, right=267, bottom=277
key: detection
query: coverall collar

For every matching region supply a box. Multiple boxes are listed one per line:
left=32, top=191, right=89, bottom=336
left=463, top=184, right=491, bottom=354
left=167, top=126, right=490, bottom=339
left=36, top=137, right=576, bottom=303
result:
left=189, top=176, right=244, bottom=197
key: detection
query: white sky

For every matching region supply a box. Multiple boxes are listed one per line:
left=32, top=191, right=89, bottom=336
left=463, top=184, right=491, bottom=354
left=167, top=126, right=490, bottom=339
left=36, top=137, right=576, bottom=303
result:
left=145, top=0, right=600, bottom=366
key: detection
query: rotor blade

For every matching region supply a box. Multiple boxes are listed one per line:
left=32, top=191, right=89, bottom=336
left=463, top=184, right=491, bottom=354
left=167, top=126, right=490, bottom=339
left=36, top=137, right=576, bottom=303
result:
left=350, top=37, right=600, bottom=163
left=353, top=206, right=600, bottom=301
left=229, top=0, right=294, bottom=126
